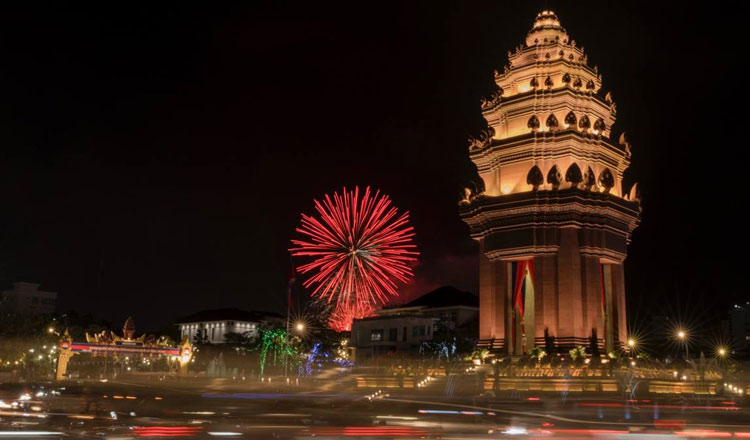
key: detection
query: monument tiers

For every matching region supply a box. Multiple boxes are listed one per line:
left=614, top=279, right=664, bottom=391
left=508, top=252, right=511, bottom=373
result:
left=460, top=11, right=641, bottom=355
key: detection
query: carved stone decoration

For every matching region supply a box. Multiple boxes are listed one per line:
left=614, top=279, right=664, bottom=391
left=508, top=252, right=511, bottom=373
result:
left=565, top=163, right=583, bottom=188
left=578, top=115, right=591, bottom=131
left=458, top=179, right=486, bottom=205
left=594, top=118, right=606, bottom=133
left=628, top=182, right=641, bottom=203
left=586, top=80, right=595, bottom=90
left=546, top=165, right=562, bottom=190
left=526, top=165, right=544, bottom=190
left=467, top=126, right=495, bottom=151
left=123, top=316, right=135, bottom=340
left=573, top=77, right=582, bottom=88
left=583, top=166, right=596, bottom=190
left=530, top=77, right=539, bottom=88
left=619, top=131, right=631, bottom=157
left=527, top=115, right=540, bottom=131
left=562, top=72, right=571, bottom=84
left=480, top=88, right=503, bottom=110
left=564, top=111, right=577, bottom=127
left=605, top=91, right=613, bottom=103
left=459, top=187, right=472, bottom=205
left=546, top=114, right=559, bottom=129
left=598, top=168, right=615, bottom=193
left=544, top=75, right=553, bottom=87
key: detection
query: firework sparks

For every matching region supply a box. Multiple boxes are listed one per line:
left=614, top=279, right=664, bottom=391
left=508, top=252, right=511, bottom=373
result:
left=328, top=302, right=375, bottom=332
left=291, top=186, right=418, bottom=329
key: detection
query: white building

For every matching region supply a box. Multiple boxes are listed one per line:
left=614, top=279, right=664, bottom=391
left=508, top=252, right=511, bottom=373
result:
left=175, top=308, right=284, bottom=344
left=0, top=282, right=57, bottom=315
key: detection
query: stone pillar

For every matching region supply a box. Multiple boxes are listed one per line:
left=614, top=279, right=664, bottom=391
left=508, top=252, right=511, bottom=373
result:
left=582, top=255, right=604, bottom=346
left=479, top=240, right=506, bottom=343
left=556, top=228, right=584, bottom=341
left=56, top=350, right=74, bottom=381
left=613, top=263, right=628, bottom=347
left=535, top=255, right=558, bottom=346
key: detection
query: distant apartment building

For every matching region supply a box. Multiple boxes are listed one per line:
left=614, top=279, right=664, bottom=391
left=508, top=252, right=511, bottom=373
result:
left=0, top=282, right=57, bottom=315
left=729, top=302, right=750, bottom=356
left=175, top=308, right=284, bottom=344
left=351, top=286, right=479, bottom=359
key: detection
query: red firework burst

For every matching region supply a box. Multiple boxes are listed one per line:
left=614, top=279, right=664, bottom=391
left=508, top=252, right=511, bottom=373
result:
left=290, top=186, right=418, bottom=325
left=328, top=302, right=375, bottom=332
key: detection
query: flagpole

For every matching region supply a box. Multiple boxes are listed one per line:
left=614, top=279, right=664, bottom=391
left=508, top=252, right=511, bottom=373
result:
left=284, top=256, right=295, bottom=379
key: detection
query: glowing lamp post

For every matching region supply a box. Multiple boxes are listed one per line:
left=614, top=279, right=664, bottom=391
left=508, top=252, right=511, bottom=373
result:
left=295, top=322, right=305, bottom=333
left=677, top=330, right=688, bottom=359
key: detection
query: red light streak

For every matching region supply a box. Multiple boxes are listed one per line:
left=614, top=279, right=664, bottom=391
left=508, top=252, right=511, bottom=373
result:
left=133, top=426, right=202, bottom=437
left=305, top=427, right=429, bottom=437
left=575, top=402, right=739, bottom=410
left=653, top=419, right=686, bottom=429
left=673, top=430, right=731, bottom=437
left=291, top=186, right=418, bottom=331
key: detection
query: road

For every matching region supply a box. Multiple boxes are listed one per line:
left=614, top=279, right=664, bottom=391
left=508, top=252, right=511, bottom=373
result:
left=1, top=378, right=749, bottom=438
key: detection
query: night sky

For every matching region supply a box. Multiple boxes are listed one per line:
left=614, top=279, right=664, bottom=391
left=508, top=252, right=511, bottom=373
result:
left=0, top=2, right=745, bottom=332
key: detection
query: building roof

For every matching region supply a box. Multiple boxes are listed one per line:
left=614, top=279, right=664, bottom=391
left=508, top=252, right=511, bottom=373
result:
left=175, top=308, right=283, bottom=324
left=393, top=285, right=478, bottom=309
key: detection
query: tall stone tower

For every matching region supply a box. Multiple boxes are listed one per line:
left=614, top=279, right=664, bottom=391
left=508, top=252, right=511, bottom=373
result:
left=460, top=11, right=640, bottom=354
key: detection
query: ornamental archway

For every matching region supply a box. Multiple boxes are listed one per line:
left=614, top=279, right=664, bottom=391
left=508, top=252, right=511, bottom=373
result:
left=56, top=317, right=193, bottom=381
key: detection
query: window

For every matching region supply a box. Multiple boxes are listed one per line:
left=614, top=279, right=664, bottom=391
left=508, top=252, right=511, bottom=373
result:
left=402, top=327, right=407, bottom=341
left=388, top=328, right=398, bottom=342
left=32, top=297, right=39, bottom=304
left=413, top=326, right=426, bottom=337
left=527, top=165, right=543, bottom=189
left=371, top=329, right=383, bottom=341
left=527, top=115, right=540, bottom=131
left=545, top=114, right=559, bottom=129
left=440, top=312, right=457, bottom=322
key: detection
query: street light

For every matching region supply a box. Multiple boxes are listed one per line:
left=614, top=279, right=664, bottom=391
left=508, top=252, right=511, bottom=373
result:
left=677, top=330, right=688, bottom=359
left=627, top=338, right=636, bottom=350
left=295, top=322, right=305, bottom=332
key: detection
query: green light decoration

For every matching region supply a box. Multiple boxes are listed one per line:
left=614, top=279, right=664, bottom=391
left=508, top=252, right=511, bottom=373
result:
left=257, top=328, right=301, bottom=375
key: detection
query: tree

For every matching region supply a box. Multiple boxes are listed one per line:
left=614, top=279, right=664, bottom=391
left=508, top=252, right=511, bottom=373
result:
left=569, top=346, right=587, bottom=365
